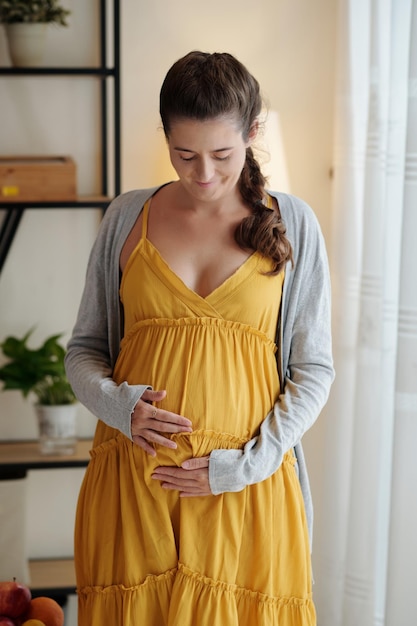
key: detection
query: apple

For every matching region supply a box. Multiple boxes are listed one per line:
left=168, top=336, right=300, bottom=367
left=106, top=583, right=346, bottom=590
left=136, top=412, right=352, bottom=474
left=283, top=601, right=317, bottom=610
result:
left=0, top=581, right=31, bottom=620
left=0, top=617, right=16, bottom=626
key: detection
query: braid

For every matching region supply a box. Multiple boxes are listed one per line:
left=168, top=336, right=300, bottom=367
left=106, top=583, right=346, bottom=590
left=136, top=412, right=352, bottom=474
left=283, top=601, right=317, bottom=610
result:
left=235, top=148, right=293, bottom=275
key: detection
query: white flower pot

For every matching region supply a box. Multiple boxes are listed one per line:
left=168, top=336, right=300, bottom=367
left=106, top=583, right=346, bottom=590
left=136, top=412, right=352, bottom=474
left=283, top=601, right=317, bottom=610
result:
left=5, top=23, right=47, bottom=67
left=35, top=404, right=78, bottom=455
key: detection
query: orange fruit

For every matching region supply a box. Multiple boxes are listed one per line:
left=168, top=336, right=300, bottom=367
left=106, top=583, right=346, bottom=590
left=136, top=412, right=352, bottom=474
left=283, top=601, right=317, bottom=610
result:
left=21, top=620, right=47, bottom=626
left=23, top=597, right=64, bottom=626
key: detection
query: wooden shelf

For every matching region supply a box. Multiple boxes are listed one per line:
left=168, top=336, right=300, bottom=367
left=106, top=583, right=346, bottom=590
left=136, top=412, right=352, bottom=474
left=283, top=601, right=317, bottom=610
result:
left=0, top=439, right=92, bottom=479
left=29, top=558, right=77, bottom=597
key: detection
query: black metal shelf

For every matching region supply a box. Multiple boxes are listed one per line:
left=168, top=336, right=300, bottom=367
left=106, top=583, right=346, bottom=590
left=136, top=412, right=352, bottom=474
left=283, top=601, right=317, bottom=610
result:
left=0, top=1, right=119, bottom=604
left=0, top=0, right=121, bottom=273
left=0, top=197, right=113, bottom=268
left=0, top=67, right=116, bottom=76
left=0, top=196, right=114, bottom=209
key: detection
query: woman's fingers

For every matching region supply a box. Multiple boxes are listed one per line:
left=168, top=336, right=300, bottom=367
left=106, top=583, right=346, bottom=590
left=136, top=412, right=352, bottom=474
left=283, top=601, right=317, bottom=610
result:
left=149, top=410, right=193, bottom=433
left=152, top=456, right=211, bottom=496
left=132, top=435, right=157, bottom=457
left=181, top=456, right=210, bottom=470
left=133, top=403, right=192, bottom=432
left=131, top=391, right=192, bottom=453
left=141, top=388, right=167, bottom=403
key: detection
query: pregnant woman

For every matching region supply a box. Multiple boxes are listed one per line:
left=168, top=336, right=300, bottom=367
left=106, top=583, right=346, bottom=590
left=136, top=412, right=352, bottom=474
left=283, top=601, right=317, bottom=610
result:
left=65, top=50, right=334, bottom=626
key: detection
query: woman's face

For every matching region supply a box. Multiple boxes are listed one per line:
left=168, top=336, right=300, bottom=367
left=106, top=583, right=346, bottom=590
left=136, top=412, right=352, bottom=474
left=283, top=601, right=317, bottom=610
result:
left=167, top=115, right=255, bottom=204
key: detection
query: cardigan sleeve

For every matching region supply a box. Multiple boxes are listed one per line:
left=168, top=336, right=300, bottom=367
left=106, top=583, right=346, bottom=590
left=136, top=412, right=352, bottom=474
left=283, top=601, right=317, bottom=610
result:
left=64, top=196, right=151, bottom=439
left=208, top=197, right=335, bottom=494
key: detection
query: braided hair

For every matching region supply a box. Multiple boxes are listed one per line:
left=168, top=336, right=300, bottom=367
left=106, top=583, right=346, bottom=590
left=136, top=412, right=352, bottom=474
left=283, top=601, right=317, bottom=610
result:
left=159, top=51, right=293, bottom=275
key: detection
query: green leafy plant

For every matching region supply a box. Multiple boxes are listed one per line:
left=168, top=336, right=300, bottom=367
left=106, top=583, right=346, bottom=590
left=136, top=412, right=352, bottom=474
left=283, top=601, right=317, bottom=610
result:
left=0, top=0, right=71, bottom=25
left=0, top=328, right=76, bottom=405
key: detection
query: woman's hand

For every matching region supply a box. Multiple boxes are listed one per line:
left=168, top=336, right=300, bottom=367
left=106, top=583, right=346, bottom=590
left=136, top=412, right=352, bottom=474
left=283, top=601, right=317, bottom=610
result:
left=152, top=456, right=211, bottom=497
left=131, top=389, right=192, bottom=456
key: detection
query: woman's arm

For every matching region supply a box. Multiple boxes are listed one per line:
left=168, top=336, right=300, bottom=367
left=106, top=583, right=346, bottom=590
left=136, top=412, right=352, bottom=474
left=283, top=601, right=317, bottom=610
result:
left=208, top=197, right=335, bottom=494
left=64, top=200, right=148, bottom=439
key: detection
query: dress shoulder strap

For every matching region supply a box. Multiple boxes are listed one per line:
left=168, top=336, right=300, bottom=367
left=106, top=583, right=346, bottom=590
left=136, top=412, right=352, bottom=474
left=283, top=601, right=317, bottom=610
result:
left=265, top=194, right=273, bottom=209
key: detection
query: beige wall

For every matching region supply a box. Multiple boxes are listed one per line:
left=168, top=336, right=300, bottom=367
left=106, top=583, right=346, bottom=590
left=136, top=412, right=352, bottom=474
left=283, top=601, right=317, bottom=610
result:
left=0, top=1, right=337, bottom=619
left=122, top=0, right=337, bottom=240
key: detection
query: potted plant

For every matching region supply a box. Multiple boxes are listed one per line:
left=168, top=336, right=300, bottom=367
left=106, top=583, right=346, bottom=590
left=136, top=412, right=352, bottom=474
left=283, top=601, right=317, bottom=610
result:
left=0, top=0, right=71, bottom=67
left=0, top=328, right=78, bottom=455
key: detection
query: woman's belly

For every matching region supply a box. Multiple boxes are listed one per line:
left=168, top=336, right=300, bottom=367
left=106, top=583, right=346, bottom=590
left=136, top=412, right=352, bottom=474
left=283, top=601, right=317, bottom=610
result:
left=113, top=317, right=280, bottom=446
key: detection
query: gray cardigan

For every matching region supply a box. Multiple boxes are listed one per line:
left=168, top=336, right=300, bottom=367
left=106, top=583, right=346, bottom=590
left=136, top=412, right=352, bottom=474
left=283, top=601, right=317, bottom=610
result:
left=65, top=186, right=334, bottom=546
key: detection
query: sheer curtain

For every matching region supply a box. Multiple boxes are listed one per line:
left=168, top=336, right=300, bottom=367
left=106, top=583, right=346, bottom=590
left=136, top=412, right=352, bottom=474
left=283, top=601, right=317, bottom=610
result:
left=311, top=1, right=417, bottom=625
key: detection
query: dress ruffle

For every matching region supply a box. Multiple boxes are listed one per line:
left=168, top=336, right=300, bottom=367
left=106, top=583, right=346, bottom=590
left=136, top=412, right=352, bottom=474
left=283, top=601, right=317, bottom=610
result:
left=78, top=563, right=316, bottom=626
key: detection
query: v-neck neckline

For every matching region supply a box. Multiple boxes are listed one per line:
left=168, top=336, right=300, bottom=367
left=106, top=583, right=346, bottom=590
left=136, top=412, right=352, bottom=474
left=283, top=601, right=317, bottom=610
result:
left=142, top=236, right=259, bottom=304
left=140, top=198, right=261, bottom=303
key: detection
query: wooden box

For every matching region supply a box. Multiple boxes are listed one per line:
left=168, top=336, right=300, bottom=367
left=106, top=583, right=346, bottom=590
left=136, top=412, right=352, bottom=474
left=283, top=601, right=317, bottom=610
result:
left=0, top=156, right=77, bottom=202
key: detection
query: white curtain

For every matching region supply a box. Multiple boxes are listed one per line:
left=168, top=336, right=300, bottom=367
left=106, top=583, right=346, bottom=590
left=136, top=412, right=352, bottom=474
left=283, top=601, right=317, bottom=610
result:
left=311, top=0, right=417, bottom=624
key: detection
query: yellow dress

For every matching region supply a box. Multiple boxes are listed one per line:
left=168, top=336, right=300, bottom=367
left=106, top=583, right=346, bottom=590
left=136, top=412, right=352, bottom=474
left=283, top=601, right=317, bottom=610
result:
left=74, top=199, right=316, bottom=625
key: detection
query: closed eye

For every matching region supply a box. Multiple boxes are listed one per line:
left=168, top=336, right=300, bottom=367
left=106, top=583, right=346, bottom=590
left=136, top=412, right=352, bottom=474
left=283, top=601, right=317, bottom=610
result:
left=179, top=155, right=229, bottom=162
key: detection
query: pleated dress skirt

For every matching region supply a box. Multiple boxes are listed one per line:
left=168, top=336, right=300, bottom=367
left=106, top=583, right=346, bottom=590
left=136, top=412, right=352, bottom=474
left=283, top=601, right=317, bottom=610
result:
left=74, top=200, right=316, bottom=625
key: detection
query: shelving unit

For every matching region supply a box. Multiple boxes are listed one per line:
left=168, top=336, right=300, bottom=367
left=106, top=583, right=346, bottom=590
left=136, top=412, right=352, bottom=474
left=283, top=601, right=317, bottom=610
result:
left=0, top=439, right=92, bottom=600
left=0, top=0, right=120, bottom=608
left=0, top=0, right=121, bottom=272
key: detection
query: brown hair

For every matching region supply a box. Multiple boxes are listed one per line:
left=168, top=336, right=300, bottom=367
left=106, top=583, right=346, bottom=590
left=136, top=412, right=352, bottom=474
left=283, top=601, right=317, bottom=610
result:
left=160, top=51, right=293, bottom=275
